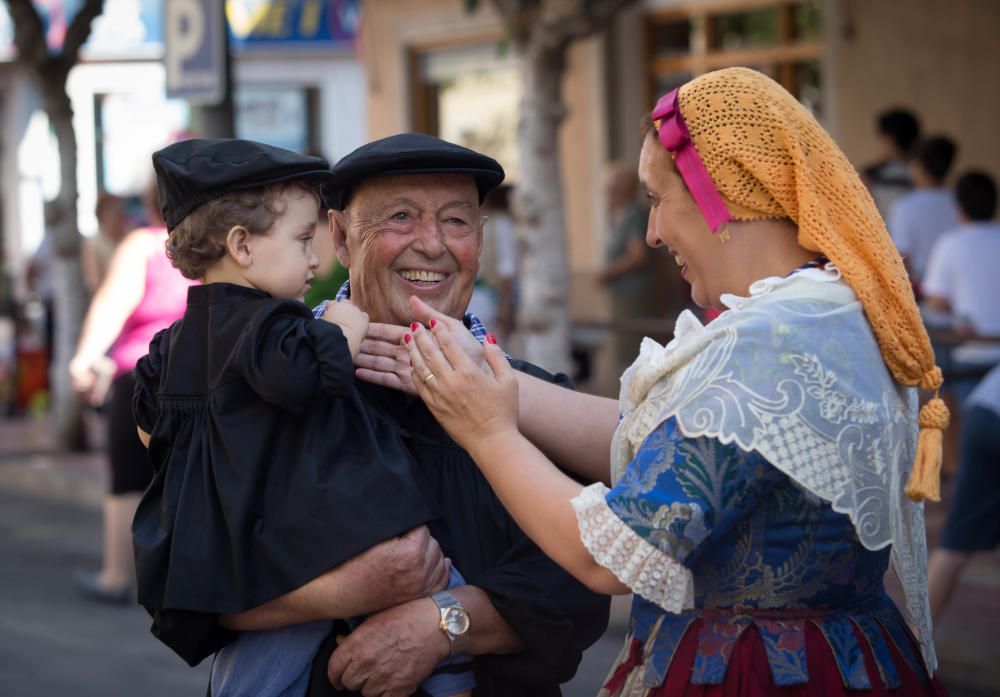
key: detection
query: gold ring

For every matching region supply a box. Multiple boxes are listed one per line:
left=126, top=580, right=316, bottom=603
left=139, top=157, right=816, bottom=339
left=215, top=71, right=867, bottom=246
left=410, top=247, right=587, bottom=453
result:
left=424, top=373, right=436, bottom=383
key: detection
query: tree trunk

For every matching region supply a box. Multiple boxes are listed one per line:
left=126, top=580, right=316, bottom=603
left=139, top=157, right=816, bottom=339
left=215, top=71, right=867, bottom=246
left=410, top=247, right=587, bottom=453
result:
left=514, top=40, right=572, bottom=374
left=4, top=0, right=106, bottom=449
left=41, top=80, right=88, bottom=450
left=489, top=0, right=638, bottom=374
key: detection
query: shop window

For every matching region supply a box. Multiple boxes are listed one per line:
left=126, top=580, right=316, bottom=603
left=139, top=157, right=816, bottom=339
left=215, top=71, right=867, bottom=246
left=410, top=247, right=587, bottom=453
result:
left=94, top=91, right=189, bottom=196
left=714, top=8, right=780, bottom=49
left=410, top=42, right=521, bottom=182
left=647, top=0, right=823, bottom=117
left=649, top=18, right=694, bottom=58
left=235, top=86, right=320, bottom=154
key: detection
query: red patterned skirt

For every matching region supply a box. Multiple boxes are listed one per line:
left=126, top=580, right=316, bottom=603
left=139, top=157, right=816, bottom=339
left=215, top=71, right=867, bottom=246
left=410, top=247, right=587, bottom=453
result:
left=602, top=619, right=949, bottom=697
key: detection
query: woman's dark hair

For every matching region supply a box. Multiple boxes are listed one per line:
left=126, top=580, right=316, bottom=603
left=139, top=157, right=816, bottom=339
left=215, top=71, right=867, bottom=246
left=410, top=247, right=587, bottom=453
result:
left=915, top=136, right=957, bottom=184
left=955, top=171, right=998, bottom=221
left=877, top=109, right=921, bottom=154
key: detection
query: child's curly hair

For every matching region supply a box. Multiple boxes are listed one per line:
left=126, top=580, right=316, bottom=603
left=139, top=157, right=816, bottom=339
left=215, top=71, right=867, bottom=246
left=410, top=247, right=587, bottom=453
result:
left=166, top=181, right=318, bottom=280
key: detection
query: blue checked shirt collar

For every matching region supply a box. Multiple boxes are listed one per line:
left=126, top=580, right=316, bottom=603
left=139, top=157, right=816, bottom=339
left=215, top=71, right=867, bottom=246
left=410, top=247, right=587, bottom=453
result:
left=312, top=280, right=497, bottom=347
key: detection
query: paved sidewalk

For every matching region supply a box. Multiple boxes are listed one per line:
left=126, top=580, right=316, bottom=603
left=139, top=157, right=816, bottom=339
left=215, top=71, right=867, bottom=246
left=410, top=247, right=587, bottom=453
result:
left=0, top=417, right=105, bottom=509
left=1, top=415, right=997, bottom=695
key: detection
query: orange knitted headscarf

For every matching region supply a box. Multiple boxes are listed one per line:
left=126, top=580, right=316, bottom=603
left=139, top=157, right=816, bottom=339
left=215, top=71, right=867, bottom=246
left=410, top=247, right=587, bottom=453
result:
left=653, top=67, right=948, bottom=502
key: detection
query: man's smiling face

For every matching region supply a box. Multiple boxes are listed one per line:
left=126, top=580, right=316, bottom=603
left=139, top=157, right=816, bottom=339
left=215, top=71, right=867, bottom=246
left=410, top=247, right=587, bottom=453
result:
left=331, top=173, right=483, bottom=324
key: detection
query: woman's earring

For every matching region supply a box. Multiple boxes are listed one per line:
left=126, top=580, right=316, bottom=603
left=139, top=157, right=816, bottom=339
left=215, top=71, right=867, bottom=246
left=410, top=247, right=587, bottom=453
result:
left=716, top=223, right=731, bottom=244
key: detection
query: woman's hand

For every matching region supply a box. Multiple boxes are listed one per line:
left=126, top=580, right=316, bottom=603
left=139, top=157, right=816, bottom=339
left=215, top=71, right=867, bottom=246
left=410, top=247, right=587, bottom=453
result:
left=404, top=319, right=518, bottom=453
left=408, top=296, right=490, bottom=375
left=68, top=354, right=116, bottom=406
left=68, top=355, right=97, bottom=394
left=354, top=295, right=490, bottom=394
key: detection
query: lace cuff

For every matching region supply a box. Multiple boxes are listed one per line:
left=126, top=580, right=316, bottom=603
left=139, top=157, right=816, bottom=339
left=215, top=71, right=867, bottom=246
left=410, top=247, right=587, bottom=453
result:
left=571, top=482, right=695, bottom=613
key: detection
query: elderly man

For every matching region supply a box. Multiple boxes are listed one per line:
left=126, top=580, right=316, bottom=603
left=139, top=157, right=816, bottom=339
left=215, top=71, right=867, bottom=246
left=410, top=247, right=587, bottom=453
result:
left=151, top=134, right=609, bottom=697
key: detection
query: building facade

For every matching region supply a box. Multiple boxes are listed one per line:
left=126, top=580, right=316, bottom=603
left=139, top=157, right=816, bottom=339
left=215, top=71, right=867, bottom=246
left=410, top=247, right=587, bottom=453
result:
left=360, top=0, right=1000, bottom=277
left=0, top=0, right=366, bottom=295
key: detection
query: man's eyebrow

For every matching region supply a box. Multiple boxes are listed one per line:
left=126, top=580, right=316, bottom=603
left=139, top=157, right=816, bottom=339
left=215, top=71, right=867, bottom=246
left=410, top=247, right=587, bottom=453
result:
left=373, top=196, right=419, bottom=212
left=370, top=197, right=475, bottom=213
left=441, top=200, right=475, bottom=210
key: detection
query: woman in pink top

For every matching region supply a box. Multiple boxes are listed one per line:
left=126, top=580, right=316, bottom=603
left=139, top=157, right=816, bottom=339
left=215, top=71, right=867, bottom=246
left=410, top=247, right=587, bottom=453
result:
left=69, top=183, right=194, bottom=603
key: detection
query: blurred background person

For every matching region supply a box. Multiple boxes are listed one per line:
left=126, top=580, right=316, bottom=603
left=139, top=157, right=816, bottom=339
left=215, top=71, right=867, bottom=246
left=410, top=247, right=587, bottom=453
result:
left=922, top=170, right=1000, bottom=393
left=469, top=184, right=518, bottom=342
left=25, top=215, right=56, bottom=375
left=862, top=108, right=921, bottom=219
left=68, top=181, right=194, bottom=603
left=596, top=161, right=652, bottom=372
left=81, top=192, right=129, bottom=296
left=0, top=245, right=16, bottom=417
left=888, top=136, right=959, bottom=296
left=928, top=362, right=1000, bottom=623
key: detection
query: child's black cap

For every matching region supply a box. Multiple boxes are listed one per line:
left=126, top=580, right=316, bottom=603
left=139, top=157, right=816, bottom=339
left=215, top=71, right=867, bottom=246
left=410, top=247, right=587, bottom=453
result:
left=152, top=138, right=335, bottom=230
left=325, top=133, right=505, bottom=210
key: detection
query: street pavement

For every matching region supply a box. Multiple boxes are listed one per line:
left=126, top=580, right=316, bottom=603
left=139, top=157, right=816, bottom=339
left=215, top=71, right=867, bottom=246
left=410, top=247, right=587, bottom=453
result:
left=0, top=487, right=212, bottom=695
left=1, top=416, right=997, bottom=696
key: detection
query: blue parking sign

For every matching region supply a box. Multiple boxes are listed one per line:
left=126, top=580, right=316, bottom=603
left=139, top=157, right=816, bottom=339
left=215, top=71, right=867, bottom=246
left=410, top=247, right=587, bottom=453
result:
left=165, top=0, right=226, bottom=105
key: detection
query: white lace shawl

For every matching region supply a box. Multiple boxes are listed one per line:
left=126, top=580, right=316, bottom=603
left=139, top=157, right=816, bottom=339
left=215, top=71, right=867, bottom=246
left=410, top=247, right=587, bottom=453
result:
left=571, top=265, right=936, bottom=672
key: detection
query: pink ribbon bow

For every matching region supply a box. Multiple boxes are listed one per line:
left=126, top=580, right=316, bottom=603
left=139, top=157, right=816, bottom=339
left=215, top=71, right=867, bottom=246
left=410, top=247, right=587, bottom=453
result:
left=651, top=88, right=733, bottom=234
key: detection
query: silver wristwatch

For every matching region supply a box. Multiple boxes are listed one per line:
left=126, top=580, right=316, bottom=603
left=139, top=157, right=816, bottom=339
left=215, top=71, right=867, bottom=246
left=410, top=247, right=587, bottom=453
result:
left=430, top=590, right=471, bottom=655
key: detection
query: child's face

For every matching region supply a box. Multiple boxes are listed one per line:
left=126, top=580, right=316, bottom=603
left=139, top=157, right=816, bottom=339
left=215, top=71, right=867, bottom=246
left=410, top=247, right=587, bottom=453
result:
left=246, top=189, right=321, bottom=301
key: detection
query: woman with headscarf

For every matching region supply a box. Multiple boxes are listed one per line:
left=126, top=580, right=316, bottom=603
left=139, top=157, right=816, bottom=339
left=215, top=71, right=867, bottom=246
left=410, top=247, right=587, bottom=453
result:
left=395, top=68, right=949, bottom=695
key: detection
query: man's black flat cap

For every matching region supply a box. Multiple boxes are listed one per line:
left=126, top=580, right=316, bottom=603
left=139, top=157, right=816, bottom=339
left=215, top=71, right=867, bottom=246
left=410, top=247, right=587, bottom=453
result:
left=153, top=138, right=335, bottom=230
left=326, top=133, right=505, bottom=210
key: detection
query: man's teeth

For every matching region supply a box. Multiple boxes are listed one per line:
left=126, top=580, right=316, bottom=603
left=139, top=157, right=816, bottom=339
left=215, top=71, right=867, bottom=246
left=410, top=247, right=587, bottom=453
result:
left=400, top=270, right=447, bottom=283
left=673, top=254, right=685, bottom=267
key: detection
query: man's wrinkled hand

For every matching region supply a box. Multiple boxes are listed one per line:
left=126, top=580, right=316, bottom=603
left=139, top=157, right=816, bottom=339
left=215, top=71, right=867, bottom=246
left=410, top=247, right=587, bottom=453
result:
left=366, top=526, right=450, bottom=605
left=327, top=598, right=450, bottom=697
left=355, top=322, right=417, bottom=394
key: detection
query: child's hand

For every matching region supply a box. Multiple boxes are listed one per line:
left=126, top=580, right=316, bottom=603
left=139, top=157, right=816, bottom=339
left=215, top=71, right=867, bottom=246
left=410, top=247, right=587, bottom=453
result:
left=322, top=300, right=369, bottom=361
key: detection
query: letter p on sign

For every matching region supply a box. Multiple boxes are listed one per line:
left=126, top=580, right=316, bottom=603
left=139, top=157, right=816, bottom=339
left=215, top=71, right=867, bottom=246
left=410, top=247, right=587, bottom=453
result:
left=164, top=0, right=226, bottom=105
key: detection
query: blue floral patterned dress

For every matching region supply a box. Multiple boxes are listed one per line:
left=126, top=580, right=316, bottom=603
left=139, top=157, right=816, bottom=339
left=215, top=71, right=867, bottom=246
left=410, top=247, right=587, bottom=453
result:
left=589, top=417, right=931, bottom=694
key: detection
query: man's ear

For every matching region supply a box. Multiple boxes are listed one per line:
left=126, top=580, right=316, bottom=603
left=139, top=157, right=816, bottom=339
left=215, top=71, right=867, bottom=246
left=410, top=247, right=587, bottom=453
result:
left=329, top=209, right=351, bottom=268
left=224, top=226, right=254, bottom=268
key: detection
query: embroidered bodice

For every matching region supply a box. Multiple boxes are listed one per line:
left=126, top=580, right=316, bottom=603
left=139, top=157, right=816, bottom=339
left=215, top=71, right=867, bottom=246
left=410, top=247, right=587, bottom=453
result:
left=577, top=418, right=922, bottom=689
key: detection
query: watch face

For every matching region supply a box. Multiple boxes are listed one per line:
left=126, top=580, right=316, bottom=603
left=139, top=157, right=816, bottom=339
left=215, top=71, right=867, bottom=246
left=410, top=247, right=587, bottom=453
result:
left=443, top=607, right=470, bottom=635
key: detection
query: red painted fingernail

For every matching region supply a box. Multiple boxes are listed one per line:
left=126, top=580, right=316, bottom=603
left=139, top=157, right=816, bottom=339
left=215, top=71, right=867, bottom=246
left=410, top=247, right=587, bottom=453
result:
left=486, top=332, right=497, bottom=345
left=404, top=334, right=412, bottom=344
left=410, top=322, right=419, bottom=331
left=430, top=319, right=437, bottom=329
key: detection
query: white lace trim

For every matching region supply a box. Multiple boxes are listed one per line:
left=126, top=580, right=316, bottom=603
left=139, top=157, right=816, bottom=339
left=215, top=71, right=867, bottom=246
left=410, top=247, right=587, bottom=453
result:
left=572, top=482, right=695, bottom=614
left=717, top=261, right=844, bottom=311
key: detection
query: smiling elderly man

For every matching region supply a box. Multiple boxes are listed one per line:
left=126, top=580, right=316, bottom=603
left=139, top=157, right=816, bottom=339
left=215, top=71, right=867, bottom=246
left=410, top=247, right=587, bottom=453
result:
left=149, top=134, right=609, bottom=697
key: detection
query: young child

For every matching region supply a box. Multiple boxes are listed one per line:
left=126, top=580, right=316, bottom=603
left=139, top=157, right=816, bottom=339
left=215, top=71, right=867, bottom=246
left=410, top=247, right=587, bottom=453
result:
left=133, top=139, right=473, bottom=697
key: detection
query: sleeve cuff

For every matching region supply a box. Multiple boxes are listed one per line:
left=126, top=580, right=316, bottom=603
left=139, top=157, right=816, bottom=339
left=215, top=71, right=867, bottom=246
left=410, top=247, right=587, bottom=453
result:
left=305, top=319, right=356, bottom=395
left=571, top=482, right=695, bottom=614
